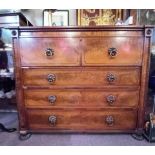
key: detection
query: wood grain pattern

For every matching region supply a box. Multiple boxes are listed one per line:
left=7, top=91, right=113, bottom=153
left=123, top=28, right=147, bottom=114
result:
left=138, top=29, right=152, bottom=130
left=12, top=26, right=153, bottom=134
left=19, top=36, right=143, bottom=66
left=13, top=38, right=28, bottom=130
left=27, top=109, right=137, bottom=130
left=23, top=67, right=140, bottom=87
left=82, top=37, right=143, bottom=66
left=24, top=89, right=139, bottom=108
left=19, top=38, right=81, bottom=66
left=17, top=26, right=144, bottom=38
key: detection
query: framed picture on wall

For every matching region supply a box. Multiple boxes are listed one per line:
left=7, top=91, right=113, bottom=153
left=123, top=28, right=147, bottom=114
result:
left=43, top=10, right=69, bottom=26
left=77, top=9, right=123, bottom=26
left=137, top=9, right=155, bottom=25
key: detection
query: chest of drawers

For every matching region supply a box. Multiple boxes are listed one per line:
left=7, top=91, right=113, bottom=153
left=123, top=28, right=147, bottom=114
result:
left=12, top=26, right=153, bottom=136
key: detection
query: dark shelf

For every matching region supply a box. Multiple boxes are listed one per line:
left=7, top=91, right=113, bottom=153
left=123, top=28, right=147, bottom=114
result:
left=0, top=98, right=17, bottom=112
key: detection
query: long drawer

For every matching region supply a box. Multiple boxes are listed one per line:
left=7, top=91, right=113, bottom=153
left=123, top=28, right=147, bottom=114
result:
left=23, top=67, right=140, bottom=87
left=27, top=109, right=137, bottom=131
left=24, top=89, right=139, bottom=108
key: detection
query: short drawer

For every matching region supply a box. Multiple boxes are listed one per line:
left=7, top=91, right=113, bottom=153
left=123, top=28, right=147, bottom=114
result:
left=27, top=109, right=137, bottom=131
left=23, top=67, right=140, bottom=87
left=19, top=38, right=80, bottom=66
left=24, top=89, right=139, bottom=108
left=82, top=37, right=143, bottom=66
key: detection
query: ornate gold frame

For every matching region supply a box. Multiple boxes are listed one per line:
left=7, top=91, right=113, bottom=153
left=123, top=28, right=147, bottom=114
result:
left=77, top=9, right=122, bottom=26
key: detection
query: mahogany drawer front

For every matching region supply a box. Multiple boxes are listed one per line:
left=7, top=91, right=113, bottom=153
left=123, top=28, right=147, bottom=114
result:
left=24, top=89, right=139, bottom=108
left=23, top=68, right=140, bottom=87
left=19, top=38, right=80, bottom=66
left=82, top=37, right=143, bottom=66
left=27, top=109, right=137, bottom=130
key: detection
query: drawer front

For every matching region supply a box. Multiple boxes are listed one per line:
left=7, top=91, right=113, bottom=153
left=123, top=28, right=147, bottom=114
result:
left=19, top=38, right=80, bottom=66
left=24, top=89, right=139, bottom=108
left=23, top=68, right=140, bottom=87
left=82, top=37, right=143, bottom=66
left=27, top=109, right=137, bottom=130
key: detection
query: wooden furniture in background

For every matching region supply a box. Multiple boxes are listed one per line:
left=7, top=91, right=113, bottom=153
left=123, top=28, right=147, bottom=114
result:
left=12, top=26, right=153, bottom=138
left=0, top=12, right=32, bottom=27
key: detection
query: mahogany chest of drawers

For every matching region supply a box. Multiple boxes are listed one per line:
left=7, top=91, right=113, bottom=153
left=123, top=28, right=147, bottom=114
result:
left=12, top=26, right=153, bottom=136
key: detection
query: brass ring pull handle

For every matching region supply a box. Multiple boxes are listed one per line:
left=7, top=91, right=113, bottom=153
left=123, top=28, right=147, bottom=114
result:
left=47, top=74, right=56, bottom=84
left=45, top=48, right=54, bottom=57
left=48, top=95, right=57, bottom=104
left=107, top=74, right=116, bottom=83
left=108, top=47, right=117, bottom=58
left=106, top=95, right=116, bottom=105
left=105, top=115, right=114, bottom=126
left=48, top=115, right=57, bottom=126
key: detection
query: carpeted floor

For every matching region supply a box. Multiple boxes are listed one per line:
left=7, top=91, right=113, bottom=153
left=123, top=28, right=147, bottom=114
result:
left=0, top=112, right=155, bottom=146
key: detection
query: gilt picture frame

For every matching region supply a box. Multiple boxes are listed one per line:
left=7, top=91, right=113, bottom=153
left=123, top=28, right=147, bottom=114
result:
left=77, top=9, right=123, bottom=26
